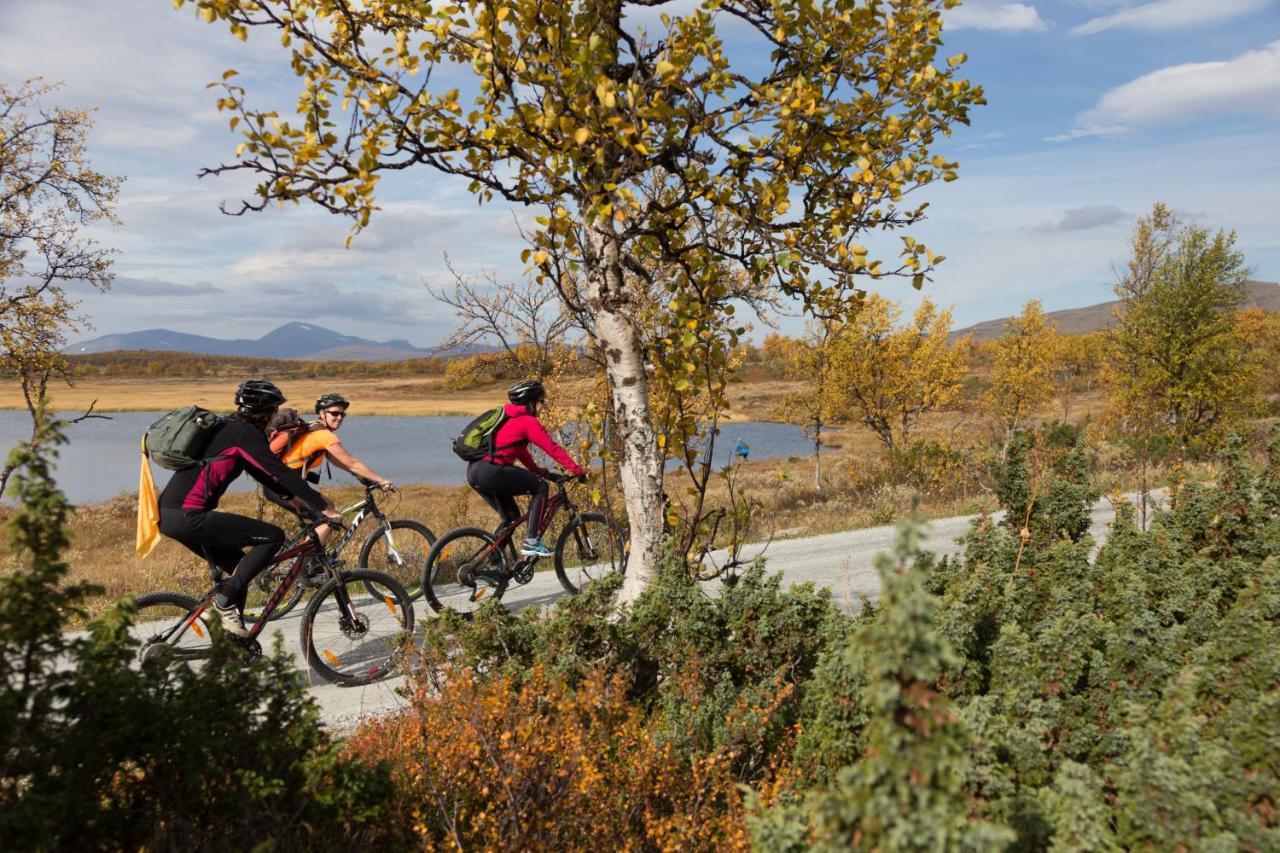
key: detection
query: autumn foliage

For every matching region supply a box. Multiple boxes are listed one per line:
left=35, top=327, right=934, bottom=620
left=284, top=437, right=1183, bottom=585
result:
left=349, top=665, right=757, bottom=851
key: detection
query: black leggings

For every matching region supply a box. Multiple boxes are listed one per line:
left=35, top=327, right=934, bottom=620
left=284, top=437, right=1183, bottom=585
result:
left=467, top=460, right=548, bottom=540
left=159, top=508, right=285, bottom=606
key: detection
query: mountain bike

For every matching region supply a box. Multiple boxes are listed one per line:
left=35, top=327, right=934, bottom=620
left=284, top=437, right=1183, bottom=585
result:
left=243, top=479, right=434, bottom=622
left=421, top=473, right=626, bottom=617
left=129, top=514, right=415, bottom=686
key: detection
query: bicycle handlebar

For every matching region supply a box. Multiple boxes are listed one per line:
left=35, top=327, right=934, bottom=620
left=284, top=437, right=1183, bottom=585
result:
left=545, top=471, right=588, bottom=484
left=301, top=508, right=345, bottom=531
left=357, top=476, right=396, bottom=492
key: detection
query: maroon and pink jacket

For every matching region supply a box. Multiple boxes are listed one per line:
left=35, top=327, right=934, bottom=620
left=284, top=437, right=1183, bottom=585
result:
left=484, top=403, right=585, bottom=476
left=159, top=417, right=327, bottom=512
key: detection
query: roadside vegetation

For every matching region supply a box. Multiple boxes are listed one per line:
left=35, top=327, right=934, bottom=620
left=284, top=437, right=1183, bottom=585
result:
left=6, top=409, right=1277, bottom=849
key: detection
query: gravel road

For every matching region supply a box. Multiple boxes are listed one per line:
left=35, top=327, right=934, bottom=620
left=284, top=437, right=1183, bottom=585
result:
left=209, top=493, right=1145, bottom=729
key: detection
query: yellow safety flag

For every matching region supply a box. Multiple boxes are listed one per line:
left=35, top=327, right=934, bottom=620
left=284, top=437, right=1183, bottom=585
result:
left=136, top=437, right=161, bottom=558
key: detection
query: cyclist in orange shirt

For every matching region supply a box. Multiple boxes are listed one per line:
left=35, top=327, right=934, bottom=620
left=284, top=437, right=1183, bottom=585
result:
left=265, top=393, right=395, bottom=533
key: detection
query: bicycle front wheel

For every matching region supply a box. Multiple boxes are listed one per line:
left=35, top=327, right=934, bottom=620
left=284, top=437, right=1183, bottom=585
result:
left=554, top=513, right=627, bottom=595
left=358, top=519, right=435, bottom=601
left=422, top=527, right=511, bottom=617
left=131, top=591, right=213, bottom=665
left=301, top=569, right=415, bottom=686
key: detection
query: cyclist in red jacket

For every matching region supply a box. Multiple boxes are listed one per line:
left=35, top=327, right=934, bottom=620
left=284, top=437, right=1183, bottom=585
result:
left=466, top=380, right=586, bottom=557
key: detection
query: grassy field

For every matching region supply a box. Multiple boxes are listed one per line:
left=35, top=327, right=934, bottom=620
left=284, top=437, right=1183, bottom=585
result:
left=0, top=375, right=501, bottom=417
left=0, top=373, right=797, bottom=421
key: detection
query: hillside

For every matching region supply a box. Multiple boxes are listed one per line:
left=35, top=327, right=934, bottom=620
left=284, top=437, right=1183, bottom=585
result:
left=66, top=322, right=434, bottom=361
left=954, top=279, right=1280, bottom=341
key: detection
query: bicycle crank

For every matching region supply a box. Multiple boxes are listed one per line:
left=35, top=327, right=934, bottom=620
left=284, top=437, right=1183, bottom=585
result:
left=233, top=636, right=263, bottom=661
left=512, top=559, right=536, bottom=585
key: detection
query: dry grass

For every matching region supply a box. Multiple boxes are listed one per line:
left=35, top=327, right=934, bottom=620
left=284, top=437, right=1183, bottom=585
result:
left=0, top=365, right=1122, bottom=621
left=3, top=372, right=818, bottom=422
left=0, top=375, right=501, bottom=417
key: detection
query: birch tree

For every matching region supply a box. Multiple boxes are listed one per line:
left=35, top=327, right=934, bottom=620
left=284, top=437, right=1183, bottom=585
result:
left=1, top=79, right=119, bottom=495
left=986, top=299, right=1060, bottom=446
left=833, top=294, right=967, bottom=454
left=779, top=321, right=847, bottom=491
left=1103, top=203, right=1257, bottom=458
left=179, top=0, right=983, bottom=604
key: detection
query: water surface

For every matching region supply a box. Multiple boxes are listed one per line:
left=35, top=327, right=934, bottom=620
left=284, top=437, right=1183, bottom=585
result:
left=0, top=412, right=812, bottom=505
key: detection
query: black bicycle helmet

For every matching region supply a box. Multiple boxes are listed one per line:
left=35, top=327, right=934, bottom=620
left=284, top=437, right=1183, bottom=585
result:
left=314, top=392, right=350, bottom=414
left=507, top=379, right=546, bottom=407
left=235, top=378, right=286, bottom=413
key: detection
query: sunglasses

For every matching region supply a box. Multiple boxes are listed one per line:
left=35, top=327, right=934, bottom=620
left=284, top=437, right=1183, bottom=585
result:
left=322, top=410, right=348, bottom=418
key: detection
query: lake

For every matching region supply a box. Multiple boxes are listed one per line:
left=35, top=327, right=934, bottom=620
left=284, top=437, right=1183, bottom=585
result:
left=0, top=412, right=814, bottom=505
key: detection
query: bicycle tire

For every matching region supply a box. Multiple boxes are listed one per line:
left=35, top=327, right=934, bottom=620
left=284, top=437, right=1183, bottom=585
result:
left=301, top=568, right=415, bottom=686
left=554, top=513, right=627, bottom=595
left=131, top=591, right=213, bottom=664
left=421, top=526, right=511, bottom=618
left=358, top=519, right=435, bottom=602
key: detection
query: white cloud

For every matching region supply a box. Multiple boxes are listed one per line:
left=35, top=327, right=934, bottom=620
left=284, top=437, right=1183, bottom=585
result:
left=1072, top=0, right=1272, bottom=36
left=944, top=2, right=1048, bottom=32
left=1049, top=40, right=1280, bottom=140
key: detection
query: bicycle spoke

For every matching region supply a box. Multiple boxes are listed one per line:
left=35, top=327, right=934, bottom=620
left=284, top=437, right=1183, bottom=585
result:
left=425, top=529, right=510, bottom=616
left=131, top=592, right=213, bottom=665
left=360, top=520, right=434, bottom=600
left=304, top=573, right=413, bottom=684
left=555, top=514, right=626, bottom=595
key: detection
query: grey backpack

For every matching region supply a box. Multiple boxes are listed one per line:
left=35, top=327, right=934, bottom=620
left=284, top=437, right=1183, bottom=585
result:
left=144, top=406, right=227, bottom=471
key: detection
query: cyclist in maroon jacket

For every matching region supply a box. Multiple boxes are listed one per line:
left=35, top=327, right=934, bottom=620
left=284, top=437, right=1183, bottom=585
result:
left=158, top=379, right=337, bottom=636
left=466, top=380, right=586, bottom=557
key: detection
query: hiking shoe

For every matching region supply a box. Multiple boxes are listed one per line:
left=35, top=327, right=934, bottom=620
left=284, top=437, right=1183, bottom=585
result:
left=210, top=596, right=250, bottom=638
left=520, top=538, right=553, bottom=558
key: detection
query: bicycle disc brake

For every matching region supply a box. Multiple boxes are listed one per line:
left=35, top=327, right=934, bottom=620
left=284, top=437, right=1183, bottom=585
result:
left=339, top=613, right=370, bottom=640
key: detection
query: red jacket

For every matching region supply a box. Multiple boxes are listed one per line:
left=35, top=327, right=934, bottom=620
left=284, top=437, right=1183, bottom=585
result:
left=485, top=403, right=585, bottom=476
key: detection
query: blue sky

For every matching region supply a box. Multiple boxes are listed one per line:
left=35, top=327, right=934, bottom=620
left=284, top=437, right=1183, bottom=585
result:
left=2, top=0, right=1277, bottom=346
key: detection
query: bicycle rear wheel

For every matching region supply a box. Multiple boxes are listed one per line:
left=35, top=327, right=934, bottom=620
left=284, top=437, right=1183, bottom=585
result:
left=554, top=513, right=627, bottom=595
left=301, top=569, right=415, bottom=686
left=358, top=519, right=435, bottom=601
left=131, top=591, right=213, bottom=665
left=422, top=527, right=511, bottom=617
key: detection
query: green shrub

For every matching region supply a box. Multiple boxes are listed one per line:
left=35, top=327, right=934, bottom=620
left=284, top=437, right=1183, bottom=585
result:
left=0, top=412, right=408, bottom=850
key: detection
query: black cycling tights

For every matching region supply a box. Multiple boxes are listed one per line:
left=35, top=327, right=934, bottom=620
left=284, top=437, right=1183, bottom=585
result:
left=159, top=508, right=285, bottom=606
left=467, top=460, right=548, bottom=541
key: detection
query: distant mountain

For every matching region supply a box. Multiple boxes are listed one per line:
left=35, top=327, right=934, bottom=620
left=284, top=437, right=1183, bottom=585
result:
left=66, top=322, right=448, bottom=362
left=954, top=280, right=1280, bottom=342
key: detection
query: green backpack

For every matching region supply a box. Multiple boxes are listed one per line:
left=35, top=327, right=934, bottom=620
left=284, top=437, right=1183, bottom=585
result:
left=144, top=406, right=227, bottom=471
left=452, top=406, right=509, bottom=462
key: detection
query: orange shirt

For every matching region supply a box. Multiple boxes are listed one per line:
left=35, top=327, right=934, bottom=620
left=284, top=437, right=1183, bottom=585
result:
left=280, top=427, right=339, bottom=473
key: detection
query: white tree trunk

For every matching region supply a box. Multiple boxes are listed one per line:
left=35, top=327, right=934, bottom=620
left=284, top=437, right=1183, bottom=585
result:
left=582, top=224, right=665, bottom=609
left=813, top=424, right=822, bottom=492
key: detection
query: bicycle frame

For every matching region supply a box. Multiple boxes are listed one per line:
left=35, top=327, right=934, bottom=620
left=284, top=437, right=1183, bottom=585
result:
left=490, top=480, right=574, bottom=550
left=447, top=481, right=580, bottom=584
left=321, top=486, right=388, bottom=556
left=161, top=531, right=327, bottom=647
